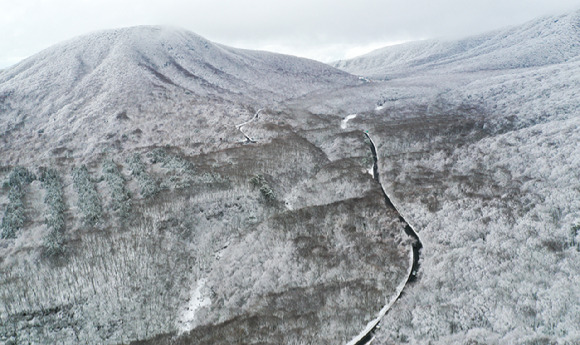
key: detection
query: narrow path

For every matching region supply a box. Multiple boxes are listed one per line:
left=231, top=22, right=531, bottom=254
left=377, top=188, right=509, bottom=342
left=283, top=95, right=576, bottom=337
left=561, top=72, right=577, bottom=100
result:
left=236, top=109, right=262, bottom=143
left=346, top=132, right=423, bottom=345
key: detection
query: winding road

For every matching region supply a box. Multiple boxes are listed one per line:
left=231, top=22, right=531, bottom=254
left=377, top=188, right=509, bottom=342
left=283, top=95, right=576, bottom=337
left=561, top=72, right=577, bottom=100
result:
left=236, top=109, right=262, bottom=143
left=346, top=132, right=423, bottom=345
left=235, top=111, right=423, bottom=344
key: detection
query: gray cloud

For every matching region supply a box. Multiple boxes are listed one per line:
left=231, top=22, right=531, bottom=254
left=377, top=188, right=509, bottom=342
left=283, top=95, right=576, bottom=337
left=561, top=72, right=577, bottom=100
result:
left=1, top=0, right=579, bottom=68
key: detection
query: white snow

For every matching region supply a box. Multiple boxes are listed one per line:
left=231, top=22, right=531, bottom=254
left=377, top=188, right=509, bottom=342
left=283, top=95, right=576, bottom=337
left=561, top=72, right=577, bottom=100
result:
left=1, top=10, right=579, bottom=344
left=177, top=278, right=211, bottom=333
left=346, top=134, right=422, bottom=345
left=341, top=114, right=357, bottom=129
left=235, top=109, right=262, bottom=129
left=333, top=12, right=580, bottom=343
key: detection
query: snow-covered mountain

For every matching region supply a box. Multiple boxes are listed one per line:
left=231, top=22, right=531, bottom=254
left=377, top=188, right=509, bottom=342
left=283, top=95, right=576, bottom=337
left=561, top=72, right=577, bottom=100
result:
left=325, top=10, right=580, bottom=137
left=3, top=25, right=357, bottom=102
left=0, top=25, right=359, bottom=164
left=0, top=26, right=407, bottom=345
left=333, top=9, right=580, bottom=79
left=1, top=10, right=580, bottom=345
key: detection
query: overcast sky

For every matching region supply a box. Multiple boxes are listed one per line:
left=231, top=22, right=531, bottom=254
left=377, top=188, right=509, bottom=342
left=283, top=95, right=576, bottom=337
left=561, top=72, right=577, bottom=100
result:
left=1, top=0, right=579, bottom=69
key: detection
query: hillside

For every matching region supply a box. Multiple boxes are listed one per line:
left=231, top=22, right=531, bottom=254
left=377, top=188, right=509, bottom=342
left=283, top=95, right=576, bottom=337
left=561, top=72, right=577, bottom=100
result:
left=323, top=10, right=580, bottom=345
left=0, top=26, right=410, bottom=345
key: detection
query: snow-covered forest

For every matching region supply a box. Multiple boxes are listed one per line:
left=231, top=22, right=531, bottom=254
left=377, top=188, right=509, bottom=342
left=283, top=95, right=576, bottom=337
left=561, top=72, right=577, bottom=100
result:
left=1, top=9, right=579, bottom=345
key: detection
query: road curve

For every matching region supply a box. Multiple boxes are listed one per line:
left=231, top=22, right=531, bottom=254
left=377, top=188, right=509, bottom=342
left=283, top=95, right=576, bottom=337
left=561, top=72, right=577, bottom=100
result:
left=346, top=132, right=423, bottom=345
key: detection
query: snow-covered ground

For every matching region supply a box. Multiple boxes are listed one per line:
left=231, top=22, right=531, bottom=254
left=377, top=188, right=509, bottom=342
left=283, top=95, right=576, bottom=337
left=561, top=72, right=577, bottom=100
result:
left=346, top=229, right=413, bottom=345
left=341, top=114, right=358, bottom=129
left=0, top=26, right=360, bottom=166
left=177, top=278, right=211, bottom=333
left=328, top=9, right=580, bottom=344
left=371, top=112, right=580, bottom=344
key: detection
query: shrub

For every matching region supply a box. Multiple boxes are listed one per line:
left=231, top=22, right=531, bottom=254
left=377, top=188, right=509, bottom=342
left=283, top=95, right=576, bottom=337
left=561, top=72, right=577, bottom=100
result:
left=72, top=165, right=102, bottom=227
left=249, top=174, right=264, bottom=187
left=249, top=174, right=276, bottom=203
left=259, top=185, right=275, bottom=201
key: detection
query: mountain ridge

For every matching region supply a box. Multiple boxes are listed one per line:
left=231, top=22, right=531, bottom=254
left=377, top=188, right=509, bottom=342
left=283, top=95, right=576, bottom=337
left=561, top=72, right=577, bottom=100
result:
left=1, top=25, right=359, bottom=104
left=0, top=25, right=408, bottom=345
left=333, top=9, right=580, bottom=78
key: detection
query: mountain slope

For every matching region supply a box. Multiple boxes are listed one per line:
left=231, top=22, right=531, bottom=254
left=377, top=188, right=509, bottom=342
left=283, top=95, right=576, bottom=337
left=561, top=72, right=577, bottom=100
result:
left=321, top=9, right=580, bottom=345
left=333, top=9, right=580, bottom=78
left=0, top=27, right=410, bottom=345
left=2, top=25, right=357, bottom=102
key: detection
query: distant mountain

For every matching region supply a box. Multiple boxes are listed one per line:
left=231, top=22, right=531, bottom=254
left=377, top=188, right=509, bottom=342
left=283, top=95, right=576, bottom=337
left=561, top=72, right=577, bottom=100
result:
left=2, top=25, right=357, bottom=102
left=333, top=10, right=580, bottom=79
left=0, top=26, right=358, bottom=164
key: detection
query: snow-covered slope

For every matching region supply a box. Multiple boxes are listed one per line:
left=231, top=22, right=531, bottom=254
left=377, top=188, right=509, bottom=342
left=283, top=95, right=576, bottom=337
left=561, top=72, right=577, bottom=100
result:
left=322, top=9, right=580, bottom=345
left=0, top=26, right=409, bottom=345
left=322, top=10, right=580, bottom=137
left=333, top=10, right=580, bottom=79
left=0, top=26, right=359, bottom=164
